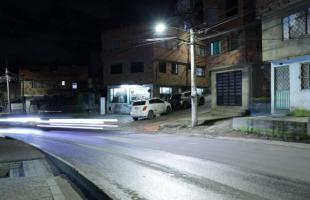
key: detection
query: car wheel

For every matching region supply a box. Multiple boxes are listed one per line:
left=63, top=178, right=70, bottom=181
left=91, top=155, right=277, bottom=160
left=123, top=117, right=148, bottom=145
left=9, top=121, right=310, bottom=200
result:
left=199, top=98, right=205, bottom=106
left=132, top=117, right=138, bottom=121
left=147, top=110, right=155, bottom=119
left=166, top=106, right=172, bottom=114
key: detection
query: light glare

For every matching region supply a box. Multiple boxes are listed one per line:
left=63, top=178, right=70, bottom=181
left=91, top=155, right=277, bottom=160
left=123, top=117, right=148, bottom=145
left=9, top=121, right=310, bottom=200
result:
left=155, top=23, right=166, bottom=33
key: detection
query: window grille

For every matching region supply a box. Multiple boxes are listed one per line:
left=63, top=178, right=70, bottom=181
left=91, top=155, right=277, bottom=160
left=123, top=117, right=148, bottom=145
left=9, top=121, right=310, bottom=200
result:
left=283, top=9, right=308, bottom=40
left=301, top=63, right=310, bottom=89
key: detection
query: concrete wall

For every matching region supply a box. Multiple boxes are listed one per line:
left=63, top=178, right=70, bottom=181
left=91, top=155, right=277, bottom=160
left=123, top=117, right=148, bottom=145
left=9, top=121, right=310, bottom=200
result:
left=233, top=116, right=309, bottom=139
left=261, top=1, right=310, bottom=62
left=271, top=56, right=310, bottom=113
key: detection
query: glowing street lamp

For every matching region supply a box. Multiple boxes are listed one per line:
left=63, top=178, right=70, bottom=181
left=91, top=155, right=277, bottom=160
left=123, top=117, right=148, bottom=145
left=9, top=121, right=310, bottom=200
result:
left=155, top=22, right=198, bottom=127
left=155, top=23, right=167, bottom=33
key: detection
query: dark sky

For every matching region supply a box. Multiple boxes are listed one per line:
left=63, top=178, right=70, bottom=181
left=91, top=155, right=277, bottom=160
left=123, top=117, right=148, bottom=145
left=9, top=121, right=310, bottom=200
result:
left=0, top=0, right=176, bottom=67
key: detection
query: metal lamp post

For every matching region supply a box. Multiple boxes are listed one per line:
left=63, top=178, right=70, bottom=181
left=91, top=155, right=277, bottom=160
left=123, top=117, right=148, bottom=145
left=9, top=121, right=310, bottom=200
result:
left=155, top=23, right=198, bottom=127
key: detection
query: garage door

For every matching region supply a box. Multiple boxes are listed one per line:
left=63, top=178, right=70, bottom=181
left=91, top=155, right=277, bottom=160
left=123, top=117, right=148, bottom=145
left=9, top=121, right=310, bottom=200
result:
left=216, top=71, right=242, bottom=106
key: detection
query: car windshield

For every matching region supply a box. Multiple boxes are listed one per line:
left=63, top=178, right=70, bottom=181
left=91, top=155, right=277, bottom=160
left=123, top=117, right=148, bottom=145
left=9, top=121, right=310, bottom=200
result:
left=133, top=101, right=146, bottom=106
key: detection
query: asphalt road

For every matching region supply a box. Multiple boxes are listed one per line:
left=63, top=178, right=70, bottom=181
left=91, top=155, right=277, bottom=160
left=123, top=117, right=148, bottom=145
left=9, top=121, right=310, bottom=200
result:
left=2, top=127, right=310, bottom=200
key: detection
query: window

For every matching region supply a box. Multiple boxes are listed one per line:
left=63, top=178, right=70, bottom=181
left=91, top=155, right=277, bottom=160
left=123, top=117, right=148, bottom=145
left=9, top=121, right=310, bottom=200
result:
left=159, top=62, right=167, bottom=73
left=130, top=62, right=144, bottom=73
left=160, top=87, right=172, bottom=94
left=196, top=46, right=207, bottom=56
left=229, top=34, right=239, bottom=51
left=283, top=10, right=307, bottom=40
left=225, top=0, right=238, bottom=18
left=197, top=88, right=204, bottom=95
left=171, top=63, right=178, bottom=74
left=150, top=98, right=164, bottom=104
left=110, top=64, right=122, bottom=74
left=109, top=87, right=127, bottom=103
left=61, top=81, right=66, bottom=86
left=72, top=82, right=77, bottom=89
left=160, top=87, right=172, bottom=100
left=207, top=8, right=219, bottom=26
left=32, top=81, right=58, bottom=89
left=196, top=67, right=205, bottom=77
left=301, top=63, right=310, bottom=89
left=29, top=67, right=40, bottom=72
left=111, top=40, right=121, bottom=50
left=133, top=101, right=146, bottom=106
left=211, top=40, right=222, bottom=56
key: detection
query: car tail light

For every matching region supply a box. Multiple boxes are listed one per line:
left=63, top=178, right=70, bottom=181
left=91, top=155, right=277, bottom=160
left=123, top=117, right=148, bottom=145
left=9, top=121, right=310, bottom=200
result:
left=143, top=106, right=147, bottom=111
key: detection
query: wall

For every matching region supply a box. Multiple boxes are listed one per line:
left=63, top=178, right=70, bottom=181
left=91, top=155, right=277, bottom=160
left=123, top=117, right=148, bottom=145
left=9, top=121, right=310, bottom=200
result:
left=102, top=24, right=208, bottom=91
left=261, top=1, right=310, bottom=61
left=271, top=56, right=310, bottom=113
left=20, top=65, right=88, bottom=97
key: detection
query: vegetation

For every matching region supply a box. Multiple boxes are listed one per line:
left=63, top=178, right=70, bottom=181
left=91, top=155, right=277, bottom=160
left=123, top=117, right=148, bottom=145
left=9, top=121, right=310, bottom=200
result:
left=289, top=108, right=310, bottom=117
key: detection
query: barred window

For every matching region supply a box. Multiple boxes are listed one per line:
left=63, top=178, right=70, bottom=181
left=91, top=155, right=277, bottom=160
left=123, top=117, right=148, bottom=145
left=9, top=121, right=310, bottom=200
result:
left=283, top=10, right=307, bottom=40
left=210, top=40, right=222, bottom=56
left=301, top=63, right=310, bottom=89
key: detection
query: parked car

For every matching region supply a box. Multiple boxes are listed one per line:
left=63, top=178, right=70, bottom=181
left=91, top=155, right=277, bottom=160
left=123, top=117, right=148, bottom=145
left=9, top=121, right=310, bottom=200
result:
left=169, top=93, right=182, bottom=110
left=179, top=91, right=205, bottom=109
left=130, top=98, right=172, bottom=120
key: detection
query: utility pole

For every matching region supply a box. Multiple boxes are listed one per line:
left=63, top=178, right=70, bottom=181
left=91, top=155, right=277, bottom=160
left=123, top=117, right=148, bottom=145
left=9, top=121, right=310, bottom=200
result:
left=190, top=28, right=198, bottom=127
left=5, top=67, right=11, bottom=113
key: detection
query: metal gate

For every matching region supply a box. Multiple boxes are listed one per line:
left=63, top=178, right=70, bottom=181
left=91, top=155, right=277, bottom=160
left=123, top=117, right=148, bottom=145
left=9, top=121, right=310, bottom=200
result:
left=274, top=66, right=290, bottom=110
left=216, top=70, right=242, bottom=106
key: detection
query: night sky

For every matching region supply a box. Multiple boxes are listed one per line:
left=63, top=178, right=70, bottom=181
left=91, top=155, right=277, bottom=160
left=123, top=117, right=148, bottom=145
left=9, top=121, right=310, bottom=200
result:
left=0, top=0, right=176, bottom=68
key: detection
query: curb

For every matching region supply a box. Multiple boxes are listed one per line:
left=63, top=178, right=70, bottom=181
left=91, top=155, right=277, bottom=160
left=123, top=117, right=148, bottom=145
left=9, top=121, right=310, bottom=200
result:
left=4, top=136, right=112, bottom=200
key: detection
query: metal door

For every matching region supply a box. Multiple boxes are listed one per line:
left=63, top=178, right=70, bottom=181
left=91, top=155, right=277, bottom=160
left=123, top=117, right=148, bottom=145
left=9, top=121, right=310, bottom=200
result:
left=216, top=71, right=242, bottom=106
left=274, top=66, right=290, bottom=110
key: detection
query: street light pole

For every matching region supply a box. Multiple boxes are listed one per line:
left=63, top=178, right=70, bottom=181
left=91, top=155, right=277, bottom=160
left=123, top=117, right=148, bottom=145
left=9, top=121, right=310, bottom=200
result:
left=5, top=67, right=11, bottom=113
left=155, top=23, right=198, bottom=127
left=190, top=28, right=198, bottom=127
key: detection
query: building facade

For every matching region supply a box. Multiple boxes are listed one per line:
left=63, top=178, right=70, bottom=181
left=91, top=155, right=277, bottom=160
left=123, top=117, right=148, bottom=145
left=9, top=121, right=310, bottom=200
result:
left=101, top=24, right=208, bottom=113
left=201, top=0, right=269, bottom=113
left=19, top=65, right=90, bottom=112
left=258, top=0, right=310, bottom=114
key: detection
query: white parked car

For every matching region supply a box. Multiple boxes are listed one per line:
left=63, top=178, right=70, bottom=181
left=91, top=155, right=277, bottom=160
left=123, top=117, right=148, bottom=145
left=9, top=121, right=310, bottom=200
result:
left=130, top=98, right=172, bottom=120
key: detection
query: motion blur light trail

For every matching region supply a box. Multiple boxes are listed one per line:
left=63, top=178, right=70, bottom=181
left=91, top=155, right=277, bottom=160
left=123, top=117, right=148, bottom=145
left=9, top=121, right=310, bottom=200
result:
left=0, top=117, right=118, bottom=130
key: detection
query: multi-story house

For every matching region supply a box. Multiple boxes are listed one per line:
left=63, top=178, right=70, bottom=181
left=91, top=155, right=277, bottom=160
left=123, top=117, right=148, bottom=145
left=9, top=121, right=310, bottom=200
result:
left=101, top=23, right=208, bottom=113
left=201, top=0, right=269, bottom=113
left=19, top=65, right=90, bottom=112
left=258, top=0, right=310, bottom=114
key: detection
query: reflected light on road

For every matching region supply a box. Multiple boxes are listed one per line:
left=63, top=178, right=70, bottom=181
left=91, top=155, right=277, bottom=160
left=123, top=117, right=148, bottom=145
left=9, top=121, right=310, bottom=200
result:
left=0, top=117, right=118, bottom=130
left=0, top=128, right=43, bottom=135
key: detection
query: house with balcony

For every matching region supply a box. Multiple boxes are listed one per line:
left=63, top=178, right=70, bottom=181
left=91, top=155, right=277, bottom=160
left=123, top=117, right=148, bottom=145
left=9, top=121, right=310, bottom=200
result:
left=201, top=0, right=269, bottom=114
left=101, top=23, right=208, bottom=113
left=258, top=0, right=310, bottom=114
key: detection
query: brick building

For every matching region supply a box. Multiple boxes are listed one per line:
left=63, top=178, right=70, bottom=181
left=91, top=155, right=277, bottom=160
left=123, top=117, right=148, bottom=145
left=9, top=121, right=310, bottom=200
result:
left=258, top=0, right=310, bottom=113
left=101, top=24, right=208, bottom=113
left=19, top=65, right=90, bottom=112
left=201, top=0, right=269, bottom=113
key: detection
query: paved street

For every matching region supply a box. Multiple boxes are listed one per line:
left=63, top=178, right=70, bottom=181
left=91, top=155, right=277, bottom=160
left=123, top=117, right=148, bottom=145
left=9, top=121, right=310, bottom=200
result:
left=2, top=127, right=310, bottom=200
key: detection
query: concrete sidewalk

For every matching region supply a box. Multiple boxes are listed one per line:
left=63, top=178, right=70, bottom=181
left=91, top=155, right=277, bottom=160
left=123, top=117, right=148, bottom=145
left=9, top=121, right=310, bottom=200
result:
left=0, top=138, right=84, bottom=200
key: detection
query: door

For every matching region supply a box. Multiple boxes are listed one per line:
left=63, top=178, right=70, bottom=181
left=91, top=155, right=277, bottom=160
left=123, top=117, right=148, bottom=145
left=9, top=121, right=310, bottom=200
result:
left=216, top=71, right=242, bottom=106
left=274, top=66, right=290, bottom=110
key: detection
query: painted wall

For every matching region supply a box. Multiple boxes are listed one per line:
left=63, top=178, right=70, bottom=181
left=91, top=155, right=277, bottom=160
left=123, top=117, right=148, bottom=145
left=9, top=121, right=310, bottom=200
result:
left=271, top=56, right=310, bottom=113
left=261, top=1, right=310, bottom=62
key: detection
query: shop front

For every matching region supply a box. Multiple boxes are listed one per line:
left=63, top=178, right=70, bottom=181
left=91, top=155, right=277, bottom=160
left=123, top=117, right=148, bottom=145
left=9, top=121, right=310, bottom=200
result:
left=107, top=84, right=153, bottom=114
